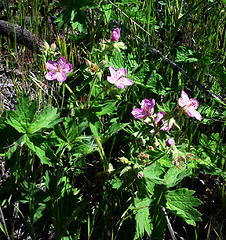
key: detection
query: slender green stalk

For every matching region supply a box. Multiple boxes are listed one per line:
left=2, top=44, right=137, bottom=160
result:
left=87, top=74, right=98, bottom=107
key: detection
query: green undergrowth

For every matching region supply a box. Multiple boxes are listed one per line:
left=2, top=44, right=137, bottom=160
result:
left=0, top=0, right=225, bottom=239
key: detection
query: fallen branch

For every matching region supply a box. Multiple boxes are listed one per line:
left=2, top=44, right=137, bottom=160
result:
left=0, top=20, right=44, bottom=53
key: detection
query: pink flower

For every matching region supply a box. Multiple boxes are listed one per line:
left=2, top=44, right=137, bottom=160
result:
left=132, top=99, right=155, bottom=119
left=111, top=28, right=120, bottom=42
left=178, top=90, right=202, bottom=121
left=107, top=66, right=133, bottom=89
left=138, top=172, right=143, bottom=179
left=45, top=56, right=72, bottom=82
left=166, top=138, right=174, bottom=146
left=156, top=112, right=173, bottom=132
left=150, top=111, right=173, bottom=133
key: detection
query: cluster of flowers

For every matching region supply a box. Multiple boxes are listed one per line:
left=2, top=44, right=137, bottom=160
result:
left=131, top=91, right=202, bottom=146
left=44, top=29, right=202, bottom=121
left=44, top=28, right=203, bottom=180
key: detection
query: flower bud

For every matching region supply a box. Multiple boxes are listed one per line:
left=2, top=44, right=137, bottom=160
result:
left=50, top=41, right=56, bottom=51
left=111, top=28, right=120, bottom=42
left=166, top=138, right=174, bottom=147
left=138, top=172, right=143, bottom=179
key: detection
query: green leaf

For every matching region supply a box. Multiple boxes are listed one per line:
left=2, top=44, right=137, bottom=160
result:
left=27, top=107, right=60, bottom=134
left=25, top=134, right=56, bottom=166
left=5, top=95, right=59, bottom=135
left=109, top=52, right=125, bottom=70
left=109, top=177, right=123, bottom=189
left=131, top=63, right=167, bottom=95
left=6, top=95, right=37, bottom=133
left=133, top=197, right=153, bottom=239
left=101, top=3, right=112, bottom=24
left=103, top=118, right=129, bottom=141
left=164, top=167, right=191, bottom=188
left=176, top=46, right=198, bottom=63
left=92, top=102, right=117, bottom=116
left=0, top=122, right=22, bottom=153
left=0, top=222, right=7, bottom=236
left=143, top=162, right=165, bottom=184
left=165, top=188, right=202, bottom=226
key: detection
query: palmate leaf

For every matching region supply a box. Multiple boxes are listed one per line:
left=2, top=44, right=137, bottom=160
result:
left=132, top=197, right=153, bottom=239
left=6, top=96, right=37, bottom=133
left=25, top=134, right=57, bottom=166
left=165, top=188, right=202, bottom=226
left=27, top=107, right=60, bottom=134
left=164, top=167, right=191, bottom=188
left=6, top=95, right=60, bottom=134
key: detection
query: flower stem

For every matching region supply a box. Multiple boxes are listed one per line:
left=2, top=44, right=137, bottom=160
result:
left=87, top=74, right=98, bottom=107
left=64, top=83, right=74, bottom=96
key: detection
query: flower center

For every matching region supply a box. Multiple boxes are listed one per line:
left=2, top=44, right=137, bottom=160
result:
left=184, top=101, right=195, bottom=109
left=57, top=65, right=63, bottom=73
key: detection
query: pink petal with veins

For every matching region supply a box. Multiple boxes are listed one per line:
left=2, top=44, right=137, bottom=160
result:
left=46, top=61, right=57, bottom=71
left=122, top=78, right=133, bottom=86
left=178, top=90, right=189, bottom=107
left=109, top=66, right=117, bottom=78
left=117, top=68, right=126, bottom=77
left=57, top=56, right=66, bottom=66
left=45, top=71, right=58, bottom=80
left=190, top=98, right=199, bottom=109
left=57, top=72, right=66, bottom=82
left=131, top=108, right=147, bottom=119
left=63, top=63, right=73, bottom=73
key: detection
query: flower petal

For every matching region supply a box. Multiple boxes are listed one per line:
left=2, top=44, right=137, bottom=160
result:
left=114, top=80, right=126, bottom=89
left=46, top=61, right=57, bottom=71
left=109, top=66, right=117, bottom=79
left=117, top=68, right=126, bottom=78
left=107, top=76, right=116, bottom=84
left=132, top=108, right=149, bottom=119
left=186, top=107, right=202, bottom=121
left=141, top=99, right=155, bottom=114
left=122, top=77, right=133, bottom=86
left=111, top=28, right=120, bottom=42
left=194, top=111, right=202, bottom=121
left=57, top=72, right=66, bottom=82
left=178, top=90, right=190, bottom=107
left=160, top=122, right=170, bottom=132
left=45, top=71, right=58, bottom=80
left=155, top=111, right=165, bottom=124
left=63, top=63, right=72, bottom=73
left=57, top=56, right=66, bottom=66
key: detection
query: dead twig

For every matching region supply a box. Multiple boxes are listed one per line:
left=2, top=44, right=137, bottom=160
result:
left=161, top=206, right=177, bottom=240
left=0, top=204, right=10, bottom=240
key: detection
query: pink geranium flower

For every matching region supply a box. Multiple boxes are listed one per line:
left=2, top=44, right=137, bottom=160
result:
left=111, top=28, right=120, bottom=42
left=178, top=90, right=202, bottom=121
left=45, top=56, right=72, bottom=82
left=150, top=111, right=173, bottom=133
left=132, top=99, right=155, bottom=119
left=107, top=66, right=133, bottom=89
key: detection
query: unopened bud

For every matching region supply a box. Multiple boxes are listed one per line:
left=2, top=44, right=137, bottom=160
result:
left=50, top=41, right=56, bottom=51
left=111, top=28, right=120, bottom=42
left=166, top=138, right=174, bottom=147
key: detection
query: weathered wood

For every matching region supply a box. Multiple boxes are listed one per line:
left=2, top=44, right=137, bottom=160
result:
left=0, top=20, right=44, bottom=53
